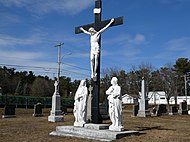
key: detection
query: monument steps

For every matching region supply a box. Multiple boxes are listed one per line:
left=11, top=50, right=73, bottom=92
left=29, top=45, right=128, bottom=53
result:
left=50, top=125, right=139, bottom=141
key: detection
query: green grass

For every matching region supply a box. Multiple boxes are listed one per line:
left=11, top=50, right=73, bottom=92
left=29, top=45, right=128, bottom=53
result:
left=0, top=107, right=190, bottom=142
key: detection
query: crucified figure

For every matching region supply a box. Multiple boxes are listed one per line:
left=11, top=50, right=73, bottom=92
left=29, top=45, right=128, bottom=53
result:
left=80, top=18, right=114, bottom=81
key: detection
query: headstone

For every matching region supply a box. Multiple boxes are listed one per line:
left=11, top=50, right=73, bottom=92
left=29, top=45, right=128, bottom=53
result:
left=169, top=105, right=178, bottom=115
left=61, top=105, right=67, bottom=115
left=132, top=98, right=139, bottom=116
left=2, top=105, right=16, bottom=118
left=152, top=107, right=157, bottom=115
left=0, top=87, right=2, bottom=96
left=137, top=78, right=151, bottom=117
left=133, top=103, right=139, bottom=116
left=48, top=81, right=64, bottom=122
left=178, top=100, right=188, bottom=115
left=157, top=104, right=167, bottom=116
left=33, top=103, right=43, bottom=117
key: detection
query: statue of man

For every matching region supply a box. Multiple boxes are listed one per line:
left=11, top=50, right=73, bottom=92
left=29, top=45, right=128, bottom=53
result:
left=80, top=18, right=114, bottom=81
left=106, top=77, right=123, bottom=131
left=73, top=80, right=88, bottom=127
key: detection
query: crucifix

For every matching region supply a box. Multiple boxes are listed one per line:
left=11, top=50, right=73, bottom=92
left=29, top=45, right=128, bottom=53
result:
left=75, top=0, right=123, bottom=124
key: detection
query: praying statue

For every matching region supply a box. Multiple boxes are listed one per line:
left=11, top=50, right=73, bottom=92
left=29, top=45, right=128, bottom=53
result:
left=106, top=77, right=123, bottom=131
left=73, top=80, right=88, bottom=127
left=80, top=18, right=114, bottom=81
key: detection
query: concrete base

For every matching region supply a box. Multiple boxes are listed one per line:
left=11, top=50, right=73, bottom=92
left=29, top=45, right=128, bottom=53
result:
left=2, top=115, right=16, bottom=118
left=137, top=110, right=151, bottom=117
left=178, top=110, right=188, bottom=115
left=84, top=123, right=109, bottom=130
left=48, top=115, right=64, bottom=122
left=33, top=114, right=43, bottom=117
left=49, top=124, right=139, bottom=141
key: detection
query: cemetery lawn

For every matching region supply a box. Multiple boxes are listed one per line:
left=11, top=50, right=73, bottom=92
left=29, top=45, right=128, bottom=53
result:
left=0, top=106, right=190, bottom=142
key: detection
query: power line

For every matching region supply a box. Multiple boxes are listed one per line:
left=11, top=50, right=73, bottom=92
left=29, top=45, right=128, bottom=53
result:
left=0, top=63, right=90, bottom=78
left=0, top=36, right=62, bottom=43
left=62, top=62, right=91, bottom=72
left=0, top=63, right=57, bottom=71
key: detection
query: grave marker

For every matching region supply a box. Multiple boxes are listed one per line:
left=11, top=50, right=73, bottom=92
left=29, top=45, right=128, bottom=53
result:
left=33, top=103, right=43, bottom=117
left=2, top=105, right=16, bottom=118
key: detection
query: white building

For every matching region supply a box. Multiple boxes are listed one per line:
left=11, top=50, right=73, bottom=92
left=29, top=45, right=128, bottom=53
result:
left=122, top=94, right=134, bottom=104
left=122, top=91, right=190, bottom=105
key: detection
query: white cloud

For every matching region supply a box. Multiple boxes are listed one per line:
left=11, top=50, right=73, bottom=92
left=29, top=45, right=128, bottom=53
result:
left=0, top=0, right=94, bottom=15
left=0, top=33, right=48, bottom=48
left=153, top=37, right=190, bottom=62
left=166, top=37, right=190, bottom=52
left=133, top=34, right=146, bottom=44
left=103, top=33, right=146, bottom=58
left=0, top=50, right=43, bottom=60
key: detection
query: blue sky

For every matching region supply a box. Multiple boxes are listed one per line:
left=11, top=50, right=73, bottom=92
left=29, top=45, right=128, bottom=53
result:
left=0, top=0, right=190, bottom=80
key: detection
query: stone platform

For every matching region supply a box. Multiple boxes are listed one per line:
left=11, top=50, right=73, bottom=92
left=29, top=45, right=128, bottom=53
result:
left=49, top=124, right=139, bottom=141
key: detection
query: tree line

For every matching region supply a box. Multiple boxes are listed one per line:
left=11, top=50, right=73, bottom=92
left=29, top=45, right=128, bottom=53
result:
left=0, top=58, right=190, bottom=103
left=100, top=58, right=190, bottom=103
left=0, top=67, right=80, bottom=98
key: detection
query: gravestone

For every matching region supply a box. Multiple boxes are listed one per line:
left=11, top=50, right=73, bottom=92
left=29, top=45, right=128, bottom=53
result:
left=132, top=98, right=139, bottom=116
left=169, top=105, right=178, bottom=115
left=137, top=78, right=151, bottom=117
left=61, top=105, right=67, bottom=115
left=133, top=103, right=139, bottom=116
left=2, top=105, right=16, bottom=118
left=152, top=107, right=157, bottom=115
left=178, top=100, right=188, bottom=115
left=48, top=81, right=64, bottom=122
left=157, top=104, right=167, bottom=116
left=33, top=103, right=43, bottom=117
left=0, top=87, right=2, bottom=96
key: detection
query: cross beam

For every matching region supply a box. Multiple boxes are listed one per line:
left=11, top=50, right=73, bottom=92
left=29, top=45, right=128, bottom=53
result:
left=75, top=0, right=123, bottom=124
left=75, top=16, right=124, bottom=34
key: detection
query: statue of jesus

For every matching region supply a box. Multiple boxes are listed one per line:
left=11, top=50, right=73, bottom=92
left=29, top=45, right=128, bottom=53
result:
left=80, top=18, right=114, bottom=81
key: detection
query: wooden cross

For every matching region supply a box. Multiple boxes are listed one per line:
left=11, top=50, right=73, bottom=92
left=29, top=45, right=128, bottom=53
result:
left=75, top=0, right=123, bottom=124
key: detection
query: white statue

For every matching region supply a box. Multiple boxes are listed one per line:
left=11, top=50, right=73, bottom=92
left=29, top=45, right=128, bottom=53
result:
left=73, top=80, right=88, bottom=127
left=106, top=77, right=123, bottom=131
left=80, top=18, right=114, bottom=81
left=54, top=81, right=58, bottom=94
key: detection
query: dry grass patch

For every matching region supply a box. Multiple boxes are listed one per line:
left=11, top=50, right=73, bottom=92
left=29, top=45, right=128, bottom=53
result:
left=0, top=107, right=190, bottom=142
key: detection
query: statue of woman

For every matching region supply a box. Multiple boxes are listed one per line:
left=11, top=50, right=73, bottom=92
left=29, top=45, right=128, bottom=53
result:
left=106, top=77, right=123, bottom=131
left=73, top=80, right=88, bottom=127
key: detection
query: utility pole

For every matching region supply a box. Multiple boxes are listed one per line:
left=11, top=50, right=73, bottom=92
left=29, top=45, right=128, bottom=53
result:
left=55, top=42, right=64, bottom=92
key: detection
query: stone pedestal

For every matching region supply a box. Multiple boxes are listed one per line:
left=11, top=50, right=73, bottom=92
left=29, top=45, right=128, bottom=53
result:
left=49, top=124, right=139, bottom=141
left=48, top=88, right=64, bottom=122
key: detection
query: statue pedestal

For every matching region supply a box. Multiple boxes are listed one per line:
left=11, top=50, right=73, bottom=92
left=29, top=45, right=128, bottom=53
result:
left=49, top=124, right=139, bottom=141
left=48, top=92, right=64, bottom=122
